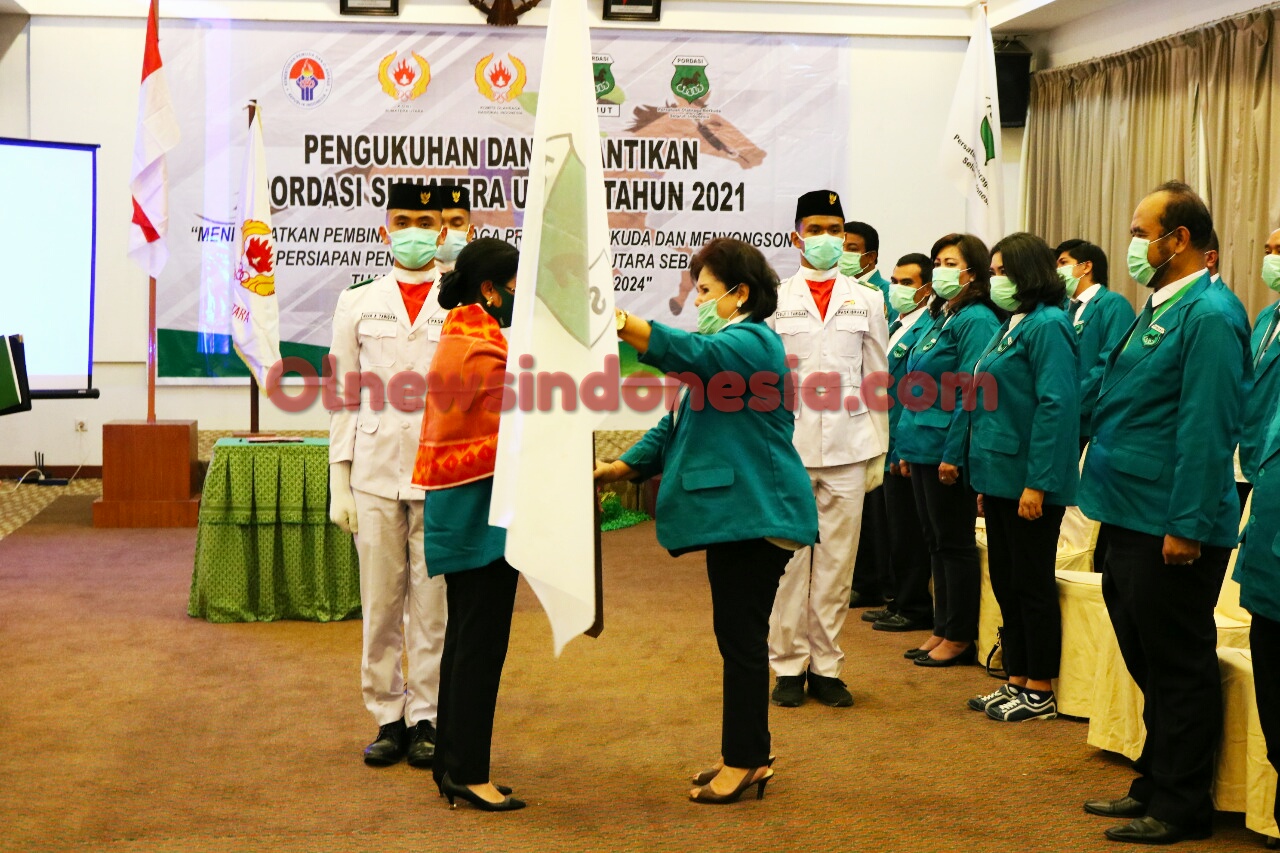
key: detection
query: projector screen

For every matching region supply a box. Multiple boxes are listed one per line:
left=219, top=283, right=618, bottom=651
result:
left=0, top=137, right=98, bottom=392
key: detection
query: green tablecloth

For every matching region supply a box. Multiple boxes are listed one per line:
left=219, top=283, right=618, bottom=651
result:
left=188, top=438, right=361, bottom=623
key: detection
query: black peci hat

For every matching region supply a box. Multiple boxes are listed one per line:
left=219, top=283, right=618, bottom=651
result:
left=440, top=184, right=471, bottom=212
left=795, top=189, right=844, bottom=222
left=387, top=181, right=441, bottom=212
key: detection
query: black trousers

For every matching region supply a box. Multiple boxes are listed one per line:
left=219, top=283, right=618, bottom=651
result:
left=884, top=471, right=933, bottom=623
left=1251, top=614, right=1280, bottom=828
left=432, top=558, right=520, bottom=787
left=1100, top=525, right=1228, bottom=826
left=983, top=496, right=1065, bottom=681
left=910, top=463, right=980, bottom=642
left=851, top=485, right=892, bottom=602
left=706, top=539, right=789, bottom=768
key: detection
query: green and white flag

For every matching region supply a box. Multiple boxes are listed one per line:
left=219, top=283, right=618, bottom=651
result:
left=941, top=8, right=1003, bottom=245
left=489, top=0, right=616, bottom=655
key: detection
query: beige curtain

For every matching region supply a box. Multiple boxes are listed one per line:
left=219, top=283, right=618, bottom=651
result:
left=1200, top=10, right=1280, bottom=318
left=1025, top=7, right=1280, bottom=313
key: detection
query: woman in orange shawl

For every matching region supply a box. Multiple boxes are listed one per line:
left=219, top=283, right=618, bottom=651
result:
left=412, top=238, right=523, bottom=812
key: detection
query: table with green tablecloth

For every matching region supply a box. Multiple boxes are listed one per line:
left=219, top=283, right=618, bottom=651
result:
left=188, top=438, right=361, bottom=623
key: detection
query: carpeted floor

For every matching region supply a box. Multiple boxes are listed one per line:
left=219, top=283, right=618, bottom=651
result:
left=0, top=497, right=1265, bottom=852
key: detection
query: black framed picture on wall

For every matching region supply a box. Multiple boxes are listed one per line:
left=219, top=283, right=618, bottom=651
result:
left=602, top=0, right=661, bottom=22
left=340, top=0, right=400, bottom=15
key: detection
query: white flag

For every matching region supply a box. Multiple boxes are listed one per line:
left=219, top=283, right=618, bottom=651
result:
left=230, top=104, right=282, bottom=387
left=489, top=0, right=616, bottom=655
left=941, top=8, right=1004, bottom=245
left=127, top=0, right=180, bottom=279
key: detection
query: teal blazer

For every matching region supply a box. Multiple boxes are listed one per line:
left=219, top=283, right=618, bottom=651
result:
left=1078, top=273, right=1252, bottom=548
left=620, top=320, right=818, bottom=555
left=1073, top=287, right=1135, bottom=439
left=1239, top=414, right=1280, bottom=621
left=1239, top=301, right=1280, bottom=481
left=869, top=269, right=896, bottom=323
left=893, top=301, right=1001, bottom=467
left=885, top=310, right=937, bottom=470
left=961, top=304, right=1080, bottom=505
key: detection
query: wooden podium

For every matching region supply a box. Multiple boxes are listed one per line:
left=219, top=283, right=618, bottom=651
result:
left=92, top=420, right=201, bottom=528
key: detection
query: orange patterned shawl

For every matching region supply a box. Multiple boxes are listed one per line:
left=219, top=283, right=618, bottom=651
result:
left=411, top=303, right=508, bottom=490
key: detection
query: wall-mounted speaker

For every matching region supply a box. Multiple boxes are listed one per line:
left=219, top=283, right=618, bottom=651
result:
left=994, top=39, right=1033, bottom=128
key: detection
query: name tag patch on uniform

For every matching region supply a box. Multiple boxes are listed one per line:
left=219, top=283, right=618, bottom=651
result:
left=426, top=316, right=444, bottom=325
left=775, top=309, right=807, bottom=319
left=1142, top=324, right=1166, bottom=348
left=835, top=305, right=869, bottom=317
left=360, top=312, right=398, bottom=322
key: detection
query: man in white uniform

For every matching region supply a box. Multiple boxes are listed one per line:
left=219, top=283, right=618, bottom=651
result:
left=431, top=184, right=476, bottom=274
left=329, top=182, right=450, bottom=767
left=767, top=190, right=890, bottom=707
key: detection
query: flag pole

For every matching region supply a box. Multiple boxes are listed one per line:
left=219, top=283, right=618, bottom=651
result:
left=246, top=100, right=260, bottom=435
left=147, top=276, right=157, bottom=423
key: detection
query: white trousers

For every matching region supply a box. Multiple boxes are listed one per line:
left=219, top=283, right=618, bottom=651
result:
left=353, top=489, right=447, bottom=727
left=768, top=462, right=866, bottom=679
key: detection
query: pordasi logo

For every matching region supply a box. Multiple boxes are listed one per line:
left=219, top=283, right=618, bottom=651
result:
left=282, top=52, right=331, bottom=108
left=378, top=51, right=431, bottom=102
left=475, top=52, right=527, bottom=103
left=670, top=55, right=709, bottom=103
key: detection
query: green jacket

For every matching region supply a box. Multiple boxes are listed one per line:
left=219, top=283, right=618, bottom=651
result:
left=620, top=320, right=818, bottom=554
left=1078, top=273, right=1251, bottom=548
left=1240, top=301, right=1280, bottom=481
left=885, top=308, right=935, bottom=470
left=893, top=301, right=1001, bottom=467
left=961, top=304, right=1080, bottom=505
left=1073, top=286, right=1135, bottom=439
left=868, top=269, right=896, bottom=323
left=1239, top=410, right=1280, bottom=621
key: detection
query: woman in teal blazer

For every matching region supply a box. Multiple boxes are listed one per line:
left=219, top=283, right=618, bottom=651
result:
left=595, top=238, right=817, bottom=806
left=963, top=232, right=1080, bottom=722
left=895, top=233, right=1001, bottom=667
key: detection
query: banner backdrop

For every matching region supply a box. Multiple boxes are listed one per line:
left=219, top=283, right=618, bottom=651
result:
left=157, top=21, right=849, bottom=379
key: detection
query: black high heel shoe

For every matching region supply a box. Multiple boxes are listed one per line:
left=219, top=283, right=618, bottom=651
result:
left=436, top=781, right=512, bottom=797
left=914, top=643, right=978, bottom=668
left=692, top=755, right=775, bottom=786
left=689, top=767, right=773, bottom=804
left=438, top=772, right=526, bottom=812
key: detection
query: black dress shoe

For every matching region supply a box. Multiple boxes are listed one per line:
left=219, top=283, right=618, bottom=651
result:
left=873, top=613, right=932, bottom=632
left=914, top=644, right=977, bottom=667
left=406, top=720, right=436, bottom=768
left=1103, top=816, right=1211, bottom=844
left=849, top=591, right=885, bottom=608
left=1084, top=795, right=1146, bottom=818
left=363, top=718, right=409, bottom=766
left=861, top=608, right=892, bottom=623
left=903, top=647, right=931, bottom=660
left=771, top=674, right=806, bottom=707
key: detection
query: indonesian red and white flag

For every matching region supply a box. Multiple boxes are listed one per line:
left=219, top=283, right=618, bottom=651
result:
left=231, top=105, right=282, bottom=386
left=128, top=0, right=180, bottom=279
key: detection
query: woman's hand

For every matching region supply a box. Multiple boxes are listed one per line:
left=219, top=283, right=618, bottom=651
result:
left=897, top=460, right=911, bottom=478
left=976, top=494, right=985, bottom=518
left=1017, top=488, right=1045, bottom=521
left=938, top=463, right=960, bottom=486
left=593, top=459, right=635, bottom=484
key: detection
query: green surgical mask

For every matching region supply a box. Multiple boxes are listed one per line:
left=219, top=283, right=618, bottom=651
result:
left=434, top=229, right=470, bottom=264
left=389, top=227, right=439, bottom=270
left=839, top=251, right=864, bottom=277
left=802, top=235, right=843, bottom=271
left=1127, top=232, right=1172, bottom=287
left=889, top=283, right=920, bottom=315
left=696, top=286, right=739, bottom=335
left=1056, top=264, right=1079, bottom=291
left=1263, top=255, right=1280, bottom=293
left=932, top=266, right=969, bottom=300
left=990, top=275, right=1020, bottom=312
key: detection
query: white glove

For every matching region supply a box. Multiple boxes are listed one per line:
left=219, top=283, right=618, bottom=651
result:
left=864, top=454, right=886, bottom=493
left=329, top=461, right=358, bottom=534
